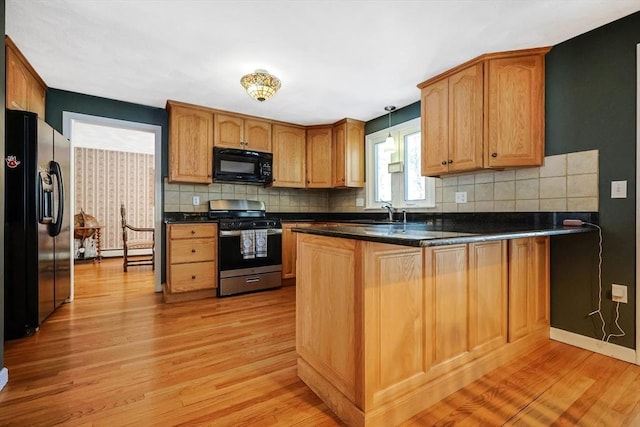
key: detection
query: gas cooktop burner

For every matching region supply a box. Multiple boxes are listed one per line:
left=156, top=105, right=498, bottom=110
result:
left=208, top=199, right=281, bottom=230
left=218, top=218, right=281, bottom=231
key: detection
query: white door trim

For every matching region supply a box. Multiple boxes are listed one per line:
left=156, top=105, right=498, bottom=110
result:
left=636, top=43, right=640, bottom=365
left=62, top=111, right=163, bottom=293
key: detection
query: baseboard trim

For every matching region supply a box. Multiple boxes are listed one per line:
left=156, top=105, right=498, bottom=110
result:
left=550, top=327, right=637, bottom=364
left=0, top=367, right=8, bottom=391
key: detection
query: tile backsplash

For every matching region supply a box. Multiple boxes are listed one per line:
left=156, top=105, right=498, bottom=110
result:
left=164, top=149, right=599, bottom=214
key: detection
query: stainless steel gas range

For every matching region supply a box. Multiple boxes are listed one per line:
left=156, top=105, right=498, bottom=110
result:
left=208, top=199, right=282, bottom=297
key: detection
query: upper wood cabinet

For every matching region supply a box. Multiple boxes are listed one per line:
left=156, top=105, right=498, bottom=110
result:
left=418, top=47, right=550, bottom=177
left=486, top=54, right=545, bottom=167
left=332, top=119, right=365, bottom=188
left=214, top=113, right=272, bottom=152
left=306, top=126, right=333, bottom=188
left=421, top=63, right=483, bottom=176
left=272, top=124, right=306, bottom=188
left=5, top=36, right=46, bottom=118
left=167, top=101, right=214, bottom=184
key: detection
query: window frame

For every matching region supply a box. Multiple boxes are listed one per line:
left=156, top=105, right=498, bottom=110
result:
left=365, top=117, right=435, bottom=209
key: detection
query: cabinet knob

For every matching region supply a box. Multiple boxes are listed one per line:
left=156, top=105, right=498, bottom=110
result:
left=191, top=249, right=196, bottom=253
left=191, top=230, right=196, bottom=234
left=191, top=275, right=196, bottom=280
left=441, top=161, right=447, bottom=166
left=491, top=152, right=498, bottom=158
left=448, top=160, right=453, bottom=164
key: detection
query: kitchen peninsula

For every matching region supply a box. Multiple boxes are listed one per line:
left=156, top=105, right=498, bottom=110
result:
left=294, top=221, right=593, bottom=426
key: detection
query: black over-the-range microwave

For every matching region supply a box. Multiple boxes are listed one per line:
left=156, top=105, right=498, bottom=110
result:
left=213, top=147, right=273, bottom=184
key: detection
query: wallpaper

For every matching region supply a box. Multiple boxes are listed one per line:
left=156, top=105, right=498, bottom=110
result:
left=74, top=147, right=154, bottom=251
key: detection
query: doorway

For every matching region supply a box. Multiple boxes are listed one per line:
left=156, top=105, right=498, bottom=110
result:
left=62, top=112, right=162, bottom=295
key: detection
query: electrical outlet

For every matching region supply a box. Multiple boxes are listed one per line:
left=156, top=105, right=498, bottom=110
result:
left=455, top=192, right=467, bottom=203
left=192, top=195, right=200, bottom=206
left=611, top=284, right=627, bottom=304
left=355, top=198, right=364, bottom=207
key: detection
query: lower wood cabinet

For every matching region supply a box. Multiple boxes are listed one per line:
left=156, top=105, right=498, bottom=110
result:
left=165, top=223, right=218, bottom=302
left=296, top=233, right=550, bottom=426
left=508, top=236, right=550, bottom=342
left=282, top=222, right=314, bottom=280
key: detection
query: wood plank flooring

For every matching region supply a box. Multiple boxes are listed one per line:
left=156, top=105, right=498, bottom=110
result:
left=1, top=258, right=640, bottom=426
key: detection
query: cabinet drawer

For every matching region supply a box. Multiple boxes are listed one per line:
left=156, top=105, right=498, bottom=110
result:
left=170, top=261, right=217, bottom=292
left=170, top=238, right=216, bottom=263
left=170, top=223, right=217, bottom=239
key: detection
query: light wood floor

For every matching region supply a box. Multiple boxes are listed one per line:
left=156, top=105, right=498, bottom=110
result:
left=2, top=258, right=640, bottom=426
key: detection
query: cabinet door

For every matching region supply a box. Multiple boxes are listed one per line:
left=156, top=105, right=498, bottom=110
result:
left=332, top=123, right=346, bottom=187
left=282, top=222, right=313, bottom=279
left=344, top=121, right=365, bottom=187
left=214, top=113, right=244, bottom=149
left=244, top=119, right=272, bottom=152
left=28, top=80, right=46, bottom=118
left=272, top=124, right=306, bottom=188
left=486, top=54, right=545, bottom=167
left=468, top=240, right=507, bottom=355
left=282, top=223, right=297, bottom=279
left=424, top=245, right=470, bottom=373
left=168, top=104, right=214, bottom=183
left=448, top=63, right=483, bottom=172
left=6, top=46, right=29, bottom=111
left=421, top=79, right=449, bottom=176
left=508, top=237, right=550, bottom=342
left=530, top=236, right=550, bottom=330
left=306, top=127, right=333, bottom=188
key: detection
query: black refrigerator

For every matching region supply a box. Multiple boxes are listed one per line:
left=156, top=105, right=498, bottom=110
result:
left=4, top=109, right=71, bottom=340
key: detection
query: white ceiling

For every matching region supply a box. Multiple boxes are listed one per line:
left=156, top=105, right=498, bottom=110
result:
left=6, top=0, right=640, bottom=126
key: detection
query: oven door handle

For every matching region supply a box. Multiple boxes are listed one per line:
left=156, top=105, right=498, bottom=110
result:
left=219, top=228, right=283, bottom=237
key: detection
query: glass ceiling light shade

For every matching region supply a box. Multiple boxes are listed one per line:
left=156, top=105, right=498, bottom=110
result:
left=383, top=106, right=397, bottom=153
left=240, top=69, right=281, bottom=102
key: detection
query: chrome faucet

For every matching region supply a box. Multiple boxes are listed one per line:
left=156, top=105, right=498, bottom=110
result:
left=382, top=202, right=394, bottom=222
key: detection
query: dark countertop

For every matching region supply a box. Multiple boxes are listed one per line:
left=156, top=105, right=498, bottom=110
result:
left=292, top=222, right=596, bottom=247
left=164, top=212, right=217, bottom=224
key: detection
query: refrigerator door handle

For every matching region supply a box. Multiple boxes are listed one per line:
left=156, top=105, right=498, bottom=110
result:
left=37, top=169, right=54, bottom=225
left=48, top=160, right=64, bottom=237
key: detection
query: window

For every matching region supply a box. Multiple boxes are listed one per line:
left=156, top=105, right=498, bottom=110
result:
left=365, top=117, right=435, bottom=209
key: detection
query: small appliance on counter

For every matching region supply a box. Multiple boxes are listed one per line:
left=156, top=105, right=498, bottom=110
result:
left=208, top=199, right=282, bottom=296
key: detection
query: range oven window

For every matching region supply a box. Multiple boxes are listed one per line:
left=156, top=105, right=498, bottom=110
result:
left=218, top=230, right=282, bottom=271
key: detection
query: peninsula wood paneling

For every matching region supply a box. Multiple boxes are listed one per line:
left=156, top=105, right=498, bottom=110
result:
left=296, top=234, right=360, bottom=405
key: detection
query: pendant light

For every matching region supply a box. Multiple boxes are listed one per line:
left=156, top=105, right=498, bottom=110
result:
left=383, top=106, right=396, bottom=153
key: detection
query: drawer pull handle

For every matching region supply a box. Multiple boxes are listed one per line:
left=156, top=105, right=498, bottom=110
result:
left=191, top=249, right=196, bottom=253
left=191, top=230, right=196, bottom=234
left=246, top=277, right=260, bottom=283
left=191, top=275, right=196, bottom=280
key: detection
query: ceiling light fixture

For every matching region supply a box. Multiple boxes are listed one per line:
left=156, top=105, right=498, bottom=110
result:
left=383, top=106, right=396, bottom=153
left=240, top=69, right=281, bottom=102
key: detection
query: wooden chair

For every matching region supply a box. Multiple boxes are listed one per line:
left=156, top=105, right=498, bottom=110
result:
left=120, top=203, right=155, bottom=272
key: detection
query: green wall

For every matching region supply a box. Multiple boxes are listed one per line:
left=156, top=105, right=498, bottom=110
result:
left=546, top=11, right=639, bottom=348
